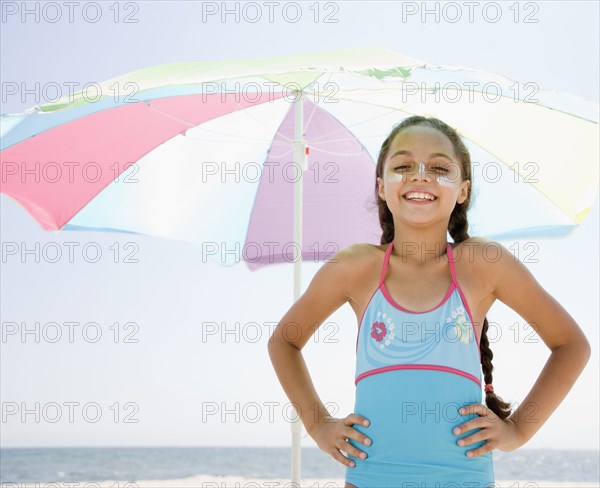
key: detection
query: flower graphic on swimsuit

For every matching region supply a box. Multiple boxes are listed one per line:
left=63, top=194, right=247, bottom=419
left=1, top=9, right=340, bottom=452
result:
left=370, top=321, right=387, bottom=342
left=446, top=306, right=473, bottom=344
left=446, top=305, right=473, bottom=344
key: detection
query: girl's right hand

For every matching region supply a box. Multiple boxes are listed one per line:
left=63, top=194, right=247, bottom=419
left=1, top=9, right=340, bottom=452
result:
left=309, top=413, right=372, bottom=468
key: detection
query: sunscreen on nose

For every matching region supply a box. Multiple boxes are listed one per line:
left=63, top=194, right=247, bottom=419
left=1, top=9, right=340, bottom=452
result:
left=385, top=162, right=427, bottom=183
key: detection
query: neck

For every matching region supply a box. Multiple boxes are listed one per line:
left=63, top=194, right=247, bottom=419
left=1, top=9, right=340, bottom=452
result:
left=391, top=228, right=451, bottom=265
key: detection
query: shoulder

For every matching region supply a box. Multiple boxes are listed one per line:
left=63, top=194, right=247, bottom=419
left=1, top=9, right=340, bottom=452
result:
left=453, top=236, right=505, bottom=260
left=453, top=236, right=517, bottom=293
left=325, top=242, right=386, bottom=296
left=332, top=241, right=387, bottom=268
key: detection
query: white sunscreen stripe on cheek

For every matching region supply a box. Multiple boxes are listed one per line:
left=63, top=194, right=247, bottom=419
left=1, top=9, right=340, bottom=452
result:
left=386, top=172, right=404, bottom=183
left=385, top=162, right=425, bottom=183
left=436, top=175, right=455, bottom=186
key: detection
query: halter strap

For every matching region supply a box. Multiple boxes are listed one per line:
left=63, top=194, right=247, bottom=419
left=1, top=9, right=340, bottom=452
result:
left=379, top=240, right=456, bottom=288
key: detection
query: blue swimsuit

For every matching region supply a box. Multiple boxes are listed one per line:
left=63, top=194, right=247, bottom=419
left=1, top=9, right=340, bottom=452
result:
left=345, top=240, right=495, bottom=488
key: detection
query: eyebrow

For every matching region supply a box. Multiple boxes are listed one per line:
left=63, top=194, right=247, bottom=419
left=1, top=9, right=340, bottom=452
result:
left=389, top=150, right=453, bottom=162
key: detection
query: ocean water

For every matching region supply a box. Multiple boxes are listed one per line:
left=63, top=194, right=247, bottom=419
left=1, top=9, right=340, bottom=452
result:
left=0, top=447, right=598, bottom=484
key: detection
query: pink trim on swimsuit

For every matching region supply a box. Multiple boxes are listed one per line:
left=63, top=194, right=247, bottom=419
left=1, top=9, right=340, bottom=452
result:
left=355, top=363, right=482, bottom=388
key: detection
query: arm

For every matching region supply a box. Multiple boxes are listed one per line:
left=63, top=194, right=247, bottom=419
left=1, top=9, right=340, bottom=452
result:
left=267, top=244, right=360, bottom=434
left=487, top=239, right=592, bottom=444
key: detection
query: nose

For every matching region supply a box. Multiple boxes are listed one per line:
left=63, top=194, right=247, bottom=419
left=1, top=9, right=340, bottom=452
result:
left=409, top=162, right=433, bottom=182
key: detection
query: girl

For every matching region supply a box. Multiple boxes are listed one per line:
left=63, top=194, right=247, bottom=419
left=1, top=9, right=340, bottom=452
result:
left=267, top=116, right=591, bottom=487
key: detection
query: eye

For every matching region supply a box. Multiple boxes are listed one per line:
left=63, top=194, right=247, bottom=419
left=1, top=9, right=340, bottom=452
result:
left=433, top=166, right=449, bottom=173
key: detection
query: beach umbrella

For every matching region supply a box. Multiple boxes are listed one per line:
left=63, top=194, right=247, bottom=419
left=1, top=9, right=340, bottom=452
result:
left=1, top=46, right=598, bottom=484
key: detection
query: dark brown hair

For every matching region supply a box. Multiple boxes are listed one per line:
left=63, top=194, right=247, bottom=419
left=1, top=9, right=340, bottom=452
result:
left=375, top=115, right=513, bottom=420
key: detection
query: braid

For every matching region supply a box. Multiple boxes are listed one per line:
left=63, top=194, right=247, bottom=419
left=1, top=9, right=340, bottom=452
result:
left=449, top=191, right=513, bottom=420
left=374, top=115, right=513, bottom=420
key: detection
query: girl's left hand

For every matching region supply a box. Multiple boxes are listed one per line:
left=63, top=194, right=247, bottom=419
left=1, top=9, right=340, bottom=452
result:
left=453, top=403, right=525, bottom=457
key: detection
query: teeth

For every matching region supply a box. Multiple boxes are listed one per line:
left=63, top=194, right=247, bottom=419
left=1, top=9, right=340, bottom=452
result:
left=406, top=192, right=435, bottom=200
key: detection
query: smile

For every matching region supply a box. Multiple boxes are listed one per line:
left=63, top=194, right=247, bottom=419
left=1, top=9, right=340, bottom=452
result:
left=403, top=191, right=437, bottom=203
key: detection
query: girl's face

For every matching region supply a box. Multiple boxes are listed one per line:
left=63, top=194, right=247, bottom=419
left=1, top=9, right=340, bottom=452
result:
left=377, top=126, right=470, bottom=224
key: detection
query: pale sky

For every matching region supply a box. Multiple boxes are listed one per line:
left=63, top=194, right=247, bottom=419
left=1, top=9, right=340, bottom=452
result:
left=1, top=1, right=598, bottom=450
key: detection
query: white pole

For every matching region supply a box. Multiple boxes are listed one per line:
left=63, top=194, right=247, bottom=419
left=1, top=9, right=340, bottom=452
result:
left=291, top=93, right=307, bottom=486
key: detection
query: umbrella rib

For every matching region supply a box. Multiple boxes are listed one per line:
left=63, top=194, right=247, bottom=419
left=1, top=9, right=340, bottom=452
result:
left=307, top=147, right=367, bottom=157
left=264, top=145, right=366, bottom=158
left=183, top=128, right=271, bottom=145
left=145, top=101, right=291, bottom=145
left=321, top=95, right=422, bottom=116
left=145, top=101, right=208, bottom=129
left=228, top=98, right=294, bottom=145
left=144, top=93, right=423, bottom=156
left=308, top=104, right=409, bottom=145
left=317, top=88, right=598, bottom=124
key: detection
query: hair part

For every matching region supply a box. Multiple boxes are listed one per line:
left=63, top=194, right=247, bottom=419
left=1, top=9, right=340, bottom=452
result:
left=375, top=115, right=513, bottom=420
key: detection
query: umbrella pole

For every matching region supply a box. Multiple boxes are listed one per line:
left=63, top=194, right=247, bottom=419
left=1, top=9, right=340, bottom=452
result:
left=291, top=93, right=307, bottom=486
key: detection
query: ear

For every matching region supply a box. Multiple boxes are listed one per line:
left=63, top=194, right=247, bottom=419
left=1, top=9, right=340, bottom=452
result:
left=377, top=177, right=385, bottom=201
left=457, top=179, right=470, bottom=204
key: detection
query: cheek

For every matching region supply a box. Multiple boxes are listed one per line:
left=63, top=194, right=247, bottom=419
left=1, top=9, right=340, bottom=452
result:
left=436, top=175, right=458, bottom=186
left=385, top=172, right=404, bottom=183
